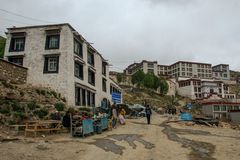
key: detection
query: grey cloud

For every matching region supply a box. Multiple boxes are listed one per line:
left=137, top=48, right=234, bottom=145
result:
left=0, top=0, right=240, bottom=71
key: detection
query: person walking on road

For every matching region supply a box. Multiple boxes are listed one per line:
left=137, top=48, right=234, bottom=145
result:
left=145, top=105, right=152, bottom=124
left=112, top=104, right=118, bottom=129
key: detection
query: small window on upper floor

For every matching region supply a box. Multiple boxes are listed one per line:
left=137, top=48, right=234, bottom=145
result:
left=88, top=69, right=95, bottom=86
left=9, top=37, right=25, bottom=52
left=43, top=55, right=59, bottom=73
left=74, top=39, right=83, bottom=57
left=102, top=62, right=107, bottom=76
left=87, top=47, right=95, bottom=66
left=102, top=78, right=107, bottom=92
left=75, top=62, right=84, bottom=80
left=45, top=35, right=60, bottom=49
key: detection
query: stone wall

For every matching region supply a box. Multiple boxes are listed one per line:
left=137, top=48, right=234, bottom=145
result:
left=0, top=59, right=27, bottom=84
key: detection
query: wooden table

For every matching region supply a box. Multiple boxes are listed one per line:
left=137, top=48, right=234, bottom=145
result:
left=25, top=120, right=62, bottom=137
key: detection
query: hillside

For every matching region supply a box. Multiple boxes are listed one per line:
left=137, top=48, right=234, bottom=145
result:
left=0, top=80, right=66, bottom=125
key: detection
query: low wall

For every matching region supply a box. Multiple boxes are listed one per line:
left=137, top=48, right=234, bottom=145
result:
left=0, top=59, right=27, bottom=84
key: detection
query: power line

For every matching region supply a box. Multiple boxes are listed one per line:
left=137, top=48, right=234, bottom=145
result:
left=0, top=17, right=33, bottom=25
left=0, top=8, right=56, bottom=24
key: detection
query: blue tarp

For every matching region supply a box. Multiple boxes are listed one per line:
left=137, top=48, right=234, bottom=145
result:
left=101, top=117, right=108, bottom=130
left=181, top=113, right=192, bottom=121
left=82, top=119, right=94, bottom=136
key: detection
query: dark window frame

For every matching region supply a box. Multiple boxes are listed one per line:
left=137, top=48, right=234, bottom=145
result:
left=43, top=55, right=59, bottom=74
left=74, top=39, right=83, bottom=58
left=102, top=78, right=107, bottom=92
left=87, top=49, right=95, bottom=66
left=45, top=35, right=60, bottom=50
left=102, top=62, right=107, bottom=76
left=9, top=37, right=25, bottom=52
left=88, top=69, right=95, bottom=86
left=74, top=62, right=84, bottom=80
left=8, top=56, right=24, bottom=66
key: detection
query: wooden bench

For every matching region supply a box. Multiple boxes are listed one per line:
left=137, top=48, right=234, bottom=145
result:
left=25, top=120, right=62, bottom=137
left=9, top=124, right=27, bottom=134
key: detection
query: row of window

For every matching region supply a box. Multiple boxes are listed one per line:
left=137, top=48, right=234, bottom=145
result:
left=213, top=105, right=240, bottom=112
left=75, top=87, right=95, bottom=106
left=10, top=34, right=60, bottom=52
left=74, top=62, right=95, bottom=86
left=74, top=62, right=107, bottom=91
left=9, top=32, right=105, bottom=70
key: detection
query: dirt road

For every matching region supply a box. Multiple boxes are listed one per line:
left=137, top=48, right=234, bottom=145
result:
left=1, top=113, right=240, bottom=160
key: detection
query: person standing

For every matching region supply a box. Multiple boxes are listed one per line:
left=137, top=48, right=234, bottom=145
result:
left=145, top=105, right=152, bottom=124
left=112, top=104, right=118, bottom=129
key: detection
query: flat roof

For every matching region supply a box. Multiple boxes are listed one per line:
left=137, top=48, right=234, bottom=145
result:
left=171, top=61, right=212, bottom=66
left=6, top=23, right=108, bottom=63
left=212, top=64, right=229, bottom=68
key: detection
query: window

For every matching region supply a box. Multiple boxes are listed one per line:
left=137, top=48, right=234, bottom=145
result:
left=214, top=106, right=220, bottom=111
left=45, top=35, right=60, bottom=49
left=8, top=56, right=23, bottom=66
left=9, top=37, right=25, bottom=52
left=102, top=62, right=106, bottom=75
left=74, top=39, right=83, bottom=57
left=194, top=87, right=197, bottom=92
left=221, top=106, right=226, bottom=111
left=210, top=89, right=214, bottom=93
left=87, top=48, right=94, bottom=66
left=75, top=62, right=84, bottom=79
left=88, top=69, right=95, bottom=85
left=75, top=87, right=81, bottom=106
left=148, top=69, right=154, bottom=74
left=102, top=78, right=107, bottom=92
left=75, top=87, right=95, bottom=106
left=43, top=55, right=59, bottom=73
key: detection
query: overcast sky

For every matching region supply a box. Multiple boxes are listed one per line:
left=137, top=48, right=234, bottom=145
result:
left=0, top=0, right=240, bottom=71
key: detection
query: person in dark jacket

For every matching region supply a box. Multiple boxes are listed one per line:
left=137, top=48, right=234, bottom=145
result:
left=62, top=111, right=71, bottom=129
left=145, top=105, right=152, bottom=124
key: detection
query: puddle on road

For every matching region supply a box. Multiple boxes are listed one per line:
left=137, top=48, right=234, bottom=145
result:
left=160, top=122, right=216, bottom=160
left=87, top=134, right=155, bottom=155
left=88, top=138, right=125, bottom=155
left=109, top=134, right=155, bottom=149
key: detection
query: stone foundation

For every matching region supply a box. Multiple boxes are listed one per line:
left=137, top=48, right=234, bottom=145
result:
left=0, top=59, right=27, bottom=84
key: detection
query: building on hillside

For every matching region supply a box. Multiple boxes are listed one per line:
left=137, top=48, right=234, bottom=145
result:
left=230, top=70, right=240, bottom=84
left=177, top=77, right=235, bottom=100
left=212, top=64, right=230, bottom=80
left=201, top=95, right=240, bottom=119
left=167, top=61, right=212, bottom=79
left=124, top=60, right=232, bottom=81
left=3, top=23, right=122, bottom=106
left=124, top=60, right=158, bottom=75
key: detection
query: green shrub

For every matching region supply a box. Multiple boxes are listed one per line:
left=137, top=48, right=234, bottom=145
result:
left=54, top=102, right=65, bottom=111
left=0, top=105, right=11, bottom=114
left=11, top=101, right=24, bottom=112
left=33, top=108, right=49, bottom=119
left=40, top=90, right=46, bottom=96
left=50, top=91, right=58, bottom=98
left=36, top=89, right=41, bottom=95
left=68, top=107, right=75, bottom=113
left=27, top=100, right=37, bottom=110
left=14, top=111, right=27, bottom=119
